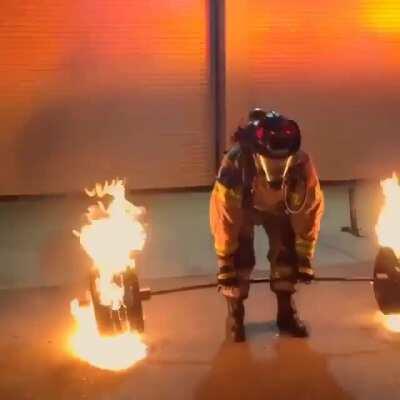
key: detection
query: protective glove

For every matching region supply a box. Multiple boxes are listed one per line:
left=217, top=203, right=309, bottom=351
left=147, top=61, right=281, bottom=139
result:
left=297, top=257, right=315, bottom=284
left=217, top=265, right=239, bottom=288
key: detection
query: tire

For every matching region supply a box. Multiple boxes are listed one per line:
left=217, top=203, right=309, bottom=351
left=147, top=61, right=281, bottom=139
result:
left=374, top=246, right=400, bottom=314
left=89, top=270, right=116, bottom=335
left=123, top=268, right=145, bottom=333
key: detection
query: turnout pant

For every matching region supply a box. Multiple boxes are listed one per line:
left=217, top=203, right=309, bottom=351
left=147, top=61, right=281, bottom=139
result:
left=220, top=210, right=298, bottom=299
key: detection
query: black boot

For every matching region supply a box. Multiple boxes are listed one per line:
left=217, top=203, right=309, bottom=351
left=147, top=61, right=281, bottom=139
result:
left=226, top=298, right=246, bottom=342
left=276, top=292, right=309, bottom=338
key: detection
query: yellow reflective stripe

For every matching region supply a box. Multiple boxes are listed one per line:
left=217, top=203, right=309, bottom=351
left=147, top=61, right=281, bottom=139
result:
left=296, top=248, right=315, bottom=258
left=218, top=271, right=237, bottom=280
left=296, top=245, right=314, bottom=252
left=272, top=266, right=294, bottom=279
left=215, top=241, right=239, bottom=258
left=213, top=181, right=242, bottom=205
left=295, top=238, right=315, bottom=249
left=295, top=238, right=315, bottom=257
left=296, top=244, right=314, bottom=253
left=298, top=266, right=314, bottom=275
left=296, top=249, right=314, bottom=258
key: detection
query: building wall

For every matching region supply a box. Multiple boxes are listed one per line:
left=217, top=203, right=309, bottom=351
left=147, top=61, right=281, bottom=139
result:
left=0, top=0, right=214, bottom=194
left=226, top=0, right=400, bottom=180
left=1, top=1, right=400, bottom=195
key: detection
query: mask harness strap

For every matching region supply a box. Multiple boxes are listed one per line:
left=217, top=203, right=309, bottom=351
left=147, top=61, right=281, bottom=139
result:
left=241, top=147, right=256, bottom=209
left=243, top=151, right=308, bottom=214
left=282, top=158, right=309, bottom=215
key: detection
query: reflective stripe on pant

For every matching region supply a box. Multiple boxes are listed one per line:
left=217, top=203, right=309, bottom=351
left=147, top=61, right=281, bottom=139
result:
left=221, top=214, right=256, bottom=299
left=262, top=212, right=297, bottom=293
left=220, top=268, right=252, bottom=299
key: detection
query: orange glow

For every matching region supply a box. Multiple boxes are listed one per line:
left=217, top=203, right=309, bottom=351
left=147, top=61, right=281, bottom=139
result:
left=76, top=180, right=146, bottom=277
left=226, top=1, right=400, bottom=85
left=375, top=173, right=400, bottom=256
left=69, top=179, right=147, bottom=371
left=0, top=0, right=207, bottom=108
left=362, top=1, right=400, bottom=33
left=69, top=300, right=147, bottom=371
left=377, top=311, right=400, bottom=333
left=384, top=315, right=400, bottom=332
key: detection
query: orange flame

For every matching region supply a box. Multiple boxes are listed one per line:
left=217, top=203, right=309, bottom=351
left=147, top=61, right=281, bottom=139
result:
left=69, top=300, right=147, bottom=371
left=376, top=311, right=400, bottom=333
left=375, top=173, right=400, bottom=333
left=69, top=179, right=147, bottom=370
left=381, top=313, right=400, bottom=333
left=375, top=173, right=400, bottom=256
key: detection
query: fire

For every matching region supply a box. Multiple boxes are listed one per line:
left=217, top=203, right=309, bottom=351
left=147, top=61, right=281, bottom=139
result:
left=76, top=179, right=146, bottom=273
left=375, top=173, right=400, bottom=333
left=380, top=313, right=400, bottom=333
left=375, top=173, right=400, bottom=257
left=69, top=179, right=148, bottom=371
left=69, top=300, right=147, bottom=371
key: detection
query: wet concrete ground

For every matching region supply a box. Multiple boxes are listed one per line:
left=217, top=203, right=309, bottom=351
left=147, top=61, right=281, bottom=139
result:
left=0, top=272, right=399, bottom=400
left=1, top=183, right=397, bottom=399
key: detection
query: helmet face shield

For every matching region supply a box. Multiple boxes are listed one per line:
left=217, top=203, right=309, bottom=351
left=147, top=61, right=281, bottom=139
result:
left=248, top=108, right=266, bottom=125
left=256, top=154, right=293, bottom=189
left=254, top=114, right=301, bottom=158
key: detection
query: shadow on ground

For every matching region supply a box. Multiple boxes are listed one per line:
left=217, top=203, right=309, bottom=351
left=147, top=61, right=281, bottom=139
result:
left=195, top=338, right=354, bottom=400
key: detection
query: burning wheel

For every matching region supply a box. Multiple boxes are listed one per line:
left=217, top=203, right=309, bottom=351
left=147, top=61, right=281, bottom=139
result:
left=123, top=267, right=145, bottom=333
left=89, top=267, right=145, bottom=335
left=89, top=270, right=114, bottom=335
left=373, top=247, right=400, bottom=314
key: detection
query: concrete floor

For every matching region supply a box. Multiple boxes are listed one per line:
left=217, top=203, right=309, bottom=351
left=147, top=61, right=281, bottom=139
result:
left=1, top=182, right=398, bottom=400
left=0, top=183, right=383, bottom=289
left=1, top=278, right=399, bottom=400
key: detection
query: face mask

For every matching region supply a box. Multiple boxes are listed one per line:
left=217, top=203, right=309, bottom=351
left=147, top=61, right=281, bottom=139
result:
left=256, top=154, right=293, bottom=189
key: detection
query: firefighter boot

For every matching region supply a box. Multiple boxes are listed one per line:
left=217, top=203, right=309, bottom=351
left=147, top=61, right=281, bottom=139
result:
left=276, top=292, right=309, bottom=337
left=226, top=298, right=246, bottom=342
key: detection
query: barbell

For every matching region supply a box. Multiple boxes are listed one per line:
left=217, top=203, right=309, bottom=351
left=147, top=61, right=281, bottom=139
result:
left=144, top=246, right=400, bottom=312
left=90, top=246, right=400, bottom=335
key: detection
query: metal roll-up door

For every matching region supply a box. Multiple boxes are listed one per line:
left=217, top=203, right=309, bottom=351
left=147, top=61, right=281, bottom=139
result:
left=226, top=0, right=400, bottom=180
left=0, top=0, right=214, bottom=194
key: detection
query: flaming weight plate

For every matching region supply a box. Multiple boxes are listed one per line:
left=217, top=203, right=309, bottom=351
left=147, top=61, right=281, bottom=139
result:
left=373, top=246, right=400, bottom=314
left=123, top=268, right=145, bottom=333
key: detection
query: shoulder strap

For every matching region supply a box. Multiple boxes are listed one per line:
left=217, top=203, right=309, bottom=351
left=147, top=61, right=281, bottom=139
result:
left=240, top=147, right=256, bottom=209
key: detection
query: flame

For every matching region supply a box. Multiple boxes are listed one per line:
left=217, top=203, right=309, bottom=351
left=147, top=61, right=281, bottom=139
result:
left=374, top=174, right=400, bottom=334
left=69, top=300, right=147, bottom=371
left=375, top=173, right=400, bottom=257
left=376, top=311, right=400, bottom=333
left=382, top=313, right=400, bottom=333
left=76, top=179, right=146, bottom=276
left=69, top=179, right=148, bottom=370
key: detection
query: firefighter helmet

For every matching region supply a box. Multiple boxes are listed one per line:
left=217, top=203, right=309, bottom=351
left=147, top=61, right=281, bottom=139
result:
left=248, top=108, right=266, bottom=126
left=255, top=111, right=301, bottom=158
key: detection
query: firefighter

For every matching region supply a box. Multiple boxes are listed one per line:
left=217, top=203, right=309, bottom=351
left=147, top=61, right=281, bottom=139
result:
left=210, top=109, right=324, bottom=342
